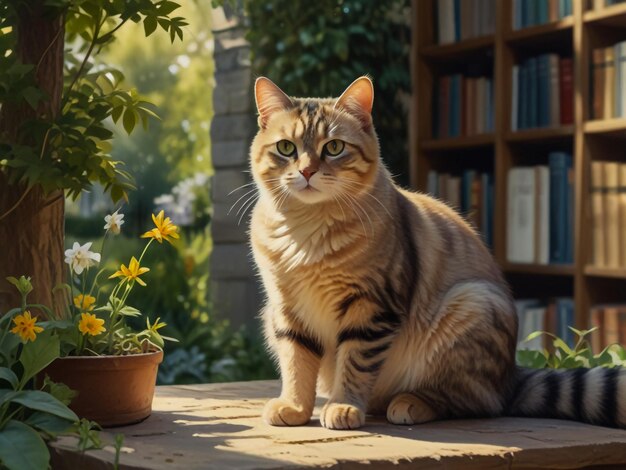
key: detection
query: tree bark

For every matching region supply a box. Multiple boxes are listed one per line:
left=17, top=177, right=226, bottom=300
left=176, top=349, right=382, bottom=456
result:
left=0, top=2, right=65, bottom=317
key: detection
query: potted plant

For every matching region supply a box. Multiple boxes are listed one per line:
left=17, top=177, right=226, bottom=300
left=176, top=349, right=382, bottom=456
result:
left=3, top=209, right=178, bottom=427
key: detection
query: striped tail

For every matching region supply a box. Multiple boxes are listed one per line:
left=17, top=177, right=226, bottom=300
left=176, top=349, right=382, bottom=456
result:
left=507, top=366, right=626, bottom=428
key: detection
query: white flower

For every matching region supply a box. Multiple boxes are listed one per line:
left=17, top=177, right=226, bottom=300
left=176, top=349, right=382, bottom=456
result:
left=104, top=210, right=125, bottom=234
left=64, top=242, right=101, bottom=275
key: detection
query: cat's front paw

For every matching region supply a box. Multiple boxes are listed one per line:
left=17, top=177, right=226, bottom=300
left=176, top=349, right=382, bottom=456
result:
left=263, top=398, right=311, bottom=426
left=320, top=402, right=365, bottom=430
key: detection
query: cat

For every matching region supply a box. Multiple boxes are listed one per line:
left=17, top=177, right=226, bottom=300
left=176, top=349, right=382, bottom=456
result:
left=247, top=76, right=625, bottom=430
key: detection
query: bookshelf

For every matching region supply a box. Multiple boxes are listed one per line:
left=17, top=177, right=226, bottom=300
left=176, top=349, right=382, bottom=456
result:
left=409, top=0, right=626, bottom=333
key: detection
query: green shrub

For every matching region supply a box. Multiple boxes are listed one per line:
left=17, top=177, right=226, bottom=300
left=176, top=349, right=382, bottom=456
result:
left=517, top=328, right=626, bottom=369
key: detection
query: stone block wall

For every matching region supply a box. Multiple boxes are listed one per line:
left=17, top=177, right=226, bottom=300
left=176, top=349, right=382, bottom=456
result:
left=210, top=7, right=262, bottom=330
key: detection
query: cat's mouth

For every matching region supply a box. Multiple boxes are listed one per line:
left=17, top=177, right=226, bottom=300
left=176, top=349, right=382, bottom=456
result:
left=301, top=185, right=320, bottom=193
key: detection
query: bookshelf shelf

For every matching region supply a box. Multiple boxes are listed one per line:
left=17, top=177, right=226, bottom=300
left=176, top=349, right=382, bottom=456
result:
left=503, top=263, right=575, bottom=276
left=420, top=36, right=495, bottom=61
left=583, top=4, right=626, bottom=27
left=410, top=0, right=618, bottom=335
left=505, top=17, right=574, bottom=47
left=583, top=118, right=626, bottom=136
left=584, top=265, right=626, bottom=279
left=421, top=134, right=495, bottom=151
left=505, top=126, right=575, bottom=143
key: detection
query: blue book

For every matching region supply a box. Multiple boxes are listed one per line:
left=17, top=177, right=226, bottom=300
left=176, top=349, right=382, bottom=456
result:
left=481, top=173, right=494, bottom=247
left=537, top=0, right=548, bottom=25
left=448, top=75, right=461, bottom=137
left=565, top=0, right=572, bottom=16
left=454, top=0, right=461, bottom=42
left=565, top=163, right=574, bottom=263
left=461, top=170, right=476, bottom=214
left=528, top=57, right=539, bottom=128
left=514, top=0, right=522, bottom=30
left=519, top=61, right=528, bottom=129
left=527, top=0, right=537, bottom=26
left=537, top=55, right=550, bottom=127
left=486, top=78, right=494, bottom=132
left=549, top=152, right=572, bottom=263
left=556, top=298, right=575, bottom=347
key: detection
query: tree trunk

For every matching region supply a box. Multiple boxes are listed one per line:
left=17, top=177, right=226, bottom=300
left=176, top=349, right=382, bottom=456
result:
left=0, top=3, right=65, bottom=317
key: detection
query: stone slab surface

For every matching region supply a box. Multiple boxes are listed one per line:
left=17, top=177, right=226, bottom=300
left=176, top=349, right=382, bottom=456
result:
left=50, top=380, right=626, bottom=469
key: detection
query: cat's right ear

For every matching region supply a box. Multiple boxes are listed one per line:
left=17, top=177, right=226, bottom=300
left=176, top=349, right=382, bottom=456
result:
left=255, top=77, right=293, bottom=129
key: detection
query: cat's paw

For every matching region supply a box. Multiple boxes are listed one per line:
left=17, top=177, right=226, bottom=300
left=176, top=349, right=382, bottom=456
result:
left=386, top=393, right=437, bottom=425
left=263, top=398, right=311, bottom=426
left=320, top=402, right=365, bottom=430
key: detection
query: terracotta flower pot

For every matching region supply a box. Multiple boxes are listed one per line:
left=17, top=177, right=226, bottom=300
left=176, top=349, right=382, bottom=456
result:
left=41, top=350, right=163, bottom=427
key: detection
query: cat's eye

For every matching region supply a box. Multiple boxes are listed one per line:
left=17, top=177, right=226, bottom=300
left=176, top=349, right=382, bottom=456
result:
left=276, top=140, right=296, bottom=157
left=324, top=139, right=345, bottom=157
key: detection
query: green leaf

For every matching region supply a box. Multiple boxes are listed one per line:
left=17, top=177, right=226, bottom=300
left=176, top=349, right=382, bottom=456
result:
left=523, top=330, right=546, bottom=343
left=0, top=420, right=49, bottom=470
left=122, top=108, right=137, bottom=134
left=0, top=367, right=18, bottom=389
left=19, top=331, right=60, bottom=385
left=10, top=390, right=78, bottom=422
left=143, top=15, right=158, bottom=36
left=26, top=412, right=74, bottom=436
left=42, top=376, right=77, bottom=406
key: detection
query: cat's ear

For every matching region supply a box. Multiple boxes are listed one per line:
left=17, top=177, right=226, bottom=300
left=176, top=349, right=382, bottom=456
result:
left=255, top=77, right=293, bottom=129
left=335, top=76, right=374, bottom=131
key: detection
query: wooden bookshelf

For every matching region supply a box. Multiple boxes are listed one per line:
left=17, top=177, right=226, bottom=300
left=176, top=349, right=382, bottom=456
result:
left=410, top=0, right=626, bottom=331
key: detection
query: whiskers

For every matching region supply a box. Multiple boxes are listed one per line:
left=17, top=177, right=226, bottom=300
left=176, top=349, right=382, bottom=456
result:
left=227, top=177, right=289, bottom=225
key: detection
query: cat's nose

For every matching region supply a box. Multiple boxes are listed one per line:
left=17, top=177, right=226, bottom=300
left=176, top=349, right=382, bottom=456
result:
left=300, top=169, right=317, bottom=181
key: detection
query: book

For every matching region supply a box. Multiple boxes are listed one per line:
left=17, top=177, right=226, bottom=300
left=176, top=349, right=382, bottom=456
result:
left=523, top=307, right=547, bottom=350
left=427, top=170, right=438, bottom=196
left=556, top=298, right=575, bottom=347
left=604, top=162, right=620, bottom=268
left=590, top=306, right=604, bottom=353
left=535, top=166, right=550, bottom=264
left=537, top=54, right=551, bottom=128
left=605, top=46, right=615, bottom=119
left=593, top=48, right=606, bottom=120
left=507, top=167, right=536, bottom=263
left=604, top=306, right=621, bottom=346
left=528, top=57, right=539, bottom=128
left=617, top=42, right=626, bottom=118
left=559, top=58, right=574, bottom=124
left=591, top=161, right=606, bottom=267
left=549, top=54, right=560, bottom=127
left=447, top=176, right=461, bottom=209
left=619, top=164, right=626, bottom=267
left=548, top=152, right=572, bottom=264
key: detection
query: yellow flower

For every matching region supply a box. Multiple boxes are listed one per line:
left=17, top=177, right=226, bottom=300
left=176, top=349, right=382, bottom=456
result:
left=109, top=256, right=150, bottom=286
left=10, top=311, right=43, bottom=342
left=73, top=294, right=96, bottom=311
left=78, top=312, right=106, bottom=336
left=141, top=210, right=180, bottom=244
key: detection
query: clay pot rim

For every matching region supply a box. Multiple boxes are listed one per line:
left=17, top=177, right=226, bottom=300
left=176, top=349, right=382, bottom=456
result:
left=57, top=350, right=163, bottom=360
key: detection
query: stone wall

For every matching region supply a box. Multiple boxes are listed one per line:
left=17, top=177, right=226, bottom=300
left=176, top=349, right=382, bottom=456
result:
left=210, top=7, right=262, bottom=330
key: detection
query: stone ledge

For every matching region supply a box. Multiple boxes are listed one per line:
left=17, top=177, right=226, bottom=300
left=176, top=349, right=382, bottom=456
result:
left=49, top=380, right=626, bottom=469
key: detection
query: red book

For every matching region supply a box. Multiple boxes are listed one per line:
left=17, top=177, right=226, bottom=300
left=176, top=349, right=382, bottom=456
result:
left=559, top=58, right=574, bottom=125
left=439, top=76, right=450, bottom=138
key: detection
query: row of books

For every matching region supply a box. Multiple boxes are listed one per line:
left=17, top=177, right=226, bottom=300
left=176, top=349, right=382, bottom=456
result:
left=516, top=298, right=575, bottom=350
left=435, top=0, right=496, bottom=44
left=426, top=169, right=494, bottom=246
left=511, top=54, right=574, bottom=131
left=590, top=304, right=626, bottom=353
left=433, top=75, right=494, bottom=138
left=513, top=0, right=573, bottom=30
left=591, top=42, right=626, bottom=120
left=587, top=0, right=626, bottom=10
left=506, top=152, right=574, bottom=265
left=591, top=161, right=626, bottom=268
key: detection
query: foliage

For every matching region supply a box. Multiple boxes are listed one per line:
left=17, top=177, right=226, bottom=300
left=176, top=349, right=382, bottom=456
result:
left=517, top=327, right=626, bottom=369
left=0, top=307, right=103, bottom=470
left=245, top=0, right=411, bottom=184
left=0, top=0, right=188, bottom=204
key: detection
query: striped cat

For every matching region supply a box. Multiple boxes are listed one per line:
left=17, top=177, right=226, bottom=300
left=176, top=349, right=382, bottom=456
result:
left=248, top=76, right=625, bottom=430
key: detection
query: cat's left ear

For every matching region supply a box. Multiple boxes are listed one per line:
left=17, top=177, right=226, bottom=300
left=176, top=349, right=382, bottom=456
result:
left=255, top=77, right=293, bottom=129
left=335, top=76, right=374, bottom=131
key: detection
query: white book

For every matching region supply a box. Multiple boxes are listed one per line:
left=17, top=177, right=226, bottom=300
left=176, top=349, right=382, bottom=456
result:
left=619, top=42, right=626, bottom=118
left=521, top=307, right=547, bottom=351
left=535, top=166, right=550, bottom=264
left=507, top=167, right=536, bottom=263
left=515, top=299, right=542, bottom=344
left=549, top=54, right=560, bottom=127
left=512, top=65, right=520, bottom=131
left=427, top=170, right=438, bottom=197
left=446, top=176, right=461, bottom=209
